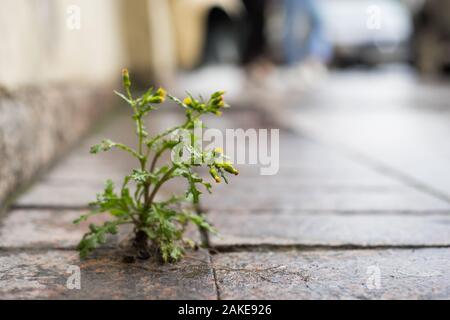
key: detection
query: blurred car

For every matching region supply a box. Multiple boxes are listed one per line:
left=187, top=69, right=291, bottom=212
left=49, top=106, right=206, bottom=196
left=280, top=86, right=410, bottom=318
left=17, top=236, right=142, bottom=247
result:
left=318, top=0, right=413, bottom=66
left=412, top=0, right=450, bottom=75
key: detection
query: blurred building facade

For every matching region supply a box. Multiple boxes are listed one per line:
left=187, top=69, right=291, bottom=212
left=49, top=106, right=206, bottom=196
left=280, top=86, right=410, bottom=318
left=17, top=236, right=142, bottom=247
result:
left=0, top=0, right=126, bottom=89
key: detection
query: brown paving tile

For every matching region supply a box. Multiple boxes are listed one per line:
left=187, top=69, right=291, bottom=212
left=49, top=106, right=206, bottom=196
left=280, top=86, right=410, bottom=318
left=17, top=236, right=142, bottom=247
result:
left=0, top=249, right=215, bottom=299
left=213, top=249, right=450, bottom=299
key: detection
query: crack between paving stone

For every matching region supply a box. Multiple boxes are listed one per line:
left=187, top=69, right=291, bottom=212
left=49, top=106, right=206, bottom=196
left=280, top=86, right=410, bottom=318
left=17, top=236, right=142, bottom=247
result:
left=202, top=208, right=450, bottom=216
left=3, top=243, right=450, bottom=254
left=195, top=203, right=221, bottom=300
left=209, top=254, right=221, bottom=300
left=208, top=243, right=450, bottom=254
left=9, top=204, right=89, bottom=211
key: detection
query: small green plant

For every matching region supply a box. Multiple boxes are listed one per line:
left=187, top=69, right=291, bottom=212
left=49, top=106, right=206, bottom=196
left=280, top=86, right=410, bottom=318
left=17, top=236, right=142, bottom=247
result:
left=74, top=69, right=238, bottom=263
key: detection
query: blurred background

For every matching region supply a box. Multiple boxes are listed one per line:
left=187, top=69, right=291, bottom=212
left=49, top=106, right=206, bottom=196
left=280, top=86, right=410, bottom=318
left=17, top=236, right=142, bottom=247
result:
left=3, top=0, right=450, bottom=91
left=1, top=0, right=450, bottom=206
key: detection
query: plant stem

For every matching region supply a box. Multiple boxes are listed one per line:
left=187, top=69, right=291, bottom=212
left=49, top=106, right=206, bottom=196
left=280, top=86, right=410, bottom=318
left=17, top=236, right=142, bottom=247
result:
left=114, top=143, right=141, bottom=159
left=137, top=117, right=144, bottom=162
left=146, top=165, right=178, bottom=207
left=149, top=150, right=162, bottom=173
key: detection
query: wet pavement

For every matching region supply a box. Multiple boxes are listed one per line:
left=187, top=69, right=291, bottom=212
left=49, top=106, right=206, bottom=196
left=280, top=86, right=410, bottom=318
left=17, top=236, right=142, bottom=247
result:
left=1, top=68, right=450, bottom=299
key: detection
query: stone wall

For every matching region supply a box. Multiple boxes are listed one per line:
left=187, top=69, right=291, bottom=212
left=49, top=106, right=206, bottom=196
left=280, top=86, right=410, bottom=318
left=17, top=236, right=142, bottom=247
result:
left=0, top=85, right=115, bottom=209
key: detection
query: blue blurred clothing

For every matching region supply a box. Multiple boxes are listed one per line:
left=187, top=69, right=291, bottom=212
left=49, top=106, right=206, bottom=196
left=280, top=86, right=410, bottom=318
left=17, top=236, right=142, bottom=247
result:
left=283, top=0, right=331, bottom=64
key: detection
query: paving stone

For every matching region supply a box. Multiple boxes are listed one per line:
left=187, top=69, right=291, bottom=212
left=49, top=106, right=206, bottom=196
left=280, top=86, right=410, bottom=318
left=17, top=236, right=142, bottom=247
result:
left=286, top=71, right=450, bottom=199
left=212, top=248, right=450, bottom=299
left=208, top=133, right=404, bottom=187
left=0, top=209, right=129, bottom=248
left=0, top=249, right=215, bottom=299
left=43, top=158, right=129, bottom=184
left=14, top=177, right=190, bottom=208
left=202, top=184, right=450, bottom=211
left=218, top=164, right=404, bottom=189
left=292, top=112, right=450, bottom=196
left=0, top=209, right=200, bottom=248
left=276, top=135, right=388, bottom=169
left=208, top=212, right=450, bottom=247
left=14, top=182, right=107, bottom=208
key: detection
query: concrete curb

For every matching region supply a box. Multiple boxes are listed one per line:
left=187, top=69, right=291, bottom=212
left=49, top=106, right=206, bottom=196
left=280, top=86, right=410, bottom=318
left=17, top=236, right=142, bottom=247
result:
left=0, top=84, right=116, bottom=210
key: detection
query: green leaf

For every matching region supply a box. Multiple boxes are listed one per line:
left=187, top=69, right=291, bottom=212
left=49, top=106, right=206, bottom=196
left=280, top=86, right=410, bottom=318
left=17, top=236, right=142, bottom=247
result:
left=167, top=94, right=188, bottom=109
left=90, top=140, right=141, bottom=159
left=90, top=139, right=114, bottom=154
left=73, top=210, right=102, bottom=224
left=114, top=90, right=133, bottom=104
left=130, top=169, right=152, bottom=184
left=187, top=214, right=217, bottom=233
left=77, top=219, right=126, bottom=259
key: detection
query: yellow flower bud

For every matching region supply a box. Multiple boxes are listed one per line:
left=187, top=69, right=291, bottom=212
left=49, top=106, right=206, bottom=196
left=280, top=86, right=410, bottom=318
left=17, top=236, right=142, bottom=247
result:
left=218, top=161, right=239, bottom=175
left=209, top=168, right=221, bottom=183
left=148, top=96, right=163, bottom=103
left=211, top=96, right=224, bottom=106
left=122, top=68, right=131, bottom=88
left=211, top=91, right=225, bottom=99
left=156, top=87, right=166, bottom=99
left=183, top=97, right=192, bottom=106
left=214, top=147, right=224, bottom=154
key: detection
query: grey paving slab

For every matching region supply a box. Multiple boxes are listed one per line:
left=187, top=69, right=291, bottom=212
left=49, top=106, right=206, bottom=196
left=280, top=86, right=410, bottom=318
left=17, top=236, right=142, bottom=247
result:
left=0, top=209, right=200, bottom=249
left=202, top=184, right=450, bottom=211
left=0, top=209, right=129, bottom=248
left=43, top=159, right=129, bottom=184
left=24, top=150, right=405, bottom=208
left=287, top=70, right=450, bottom=199
left=208, top=212, right=450, bottom=247
left=224, top=165, right=404, bottom=187
left=14, top=182, right=108, bottom=208
left=211, top=133, right=405, bottom=187
left=213, top=248, right=450, bottom=299
left=0, top=249, right=215, bottom=299
left=14, top=178, right=190, bottom=208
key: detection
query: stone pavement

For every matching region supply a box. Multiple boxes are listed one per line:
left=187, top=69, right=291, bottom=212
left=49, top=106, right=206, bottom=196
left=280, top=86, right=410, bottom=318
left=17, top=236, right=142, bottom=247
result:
left=1, top=69, right=450, bottom=299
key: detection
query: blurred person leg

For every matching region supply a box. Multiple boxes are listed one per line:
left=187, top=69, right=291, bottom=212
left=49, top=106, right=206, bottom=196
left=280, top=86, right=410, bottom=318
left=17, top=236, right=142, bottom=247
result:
left=282, top=0, right=330, bottom=92
left=241, top=0, right=282, bottom=93
left=283, top=0, right=330, bottom=65
left=305, top=0, right=331, bottom=63
left=241, top=0, right=268, bottom=65
left=283, top=0, right=305, bottom=65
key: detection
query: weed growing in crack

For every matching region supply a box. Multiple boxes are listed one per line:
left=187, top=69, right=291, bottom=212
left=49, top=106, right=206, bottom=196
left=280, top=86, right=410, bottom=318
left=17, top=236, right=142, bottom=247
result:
left=74, top=69, right=238, bottom=263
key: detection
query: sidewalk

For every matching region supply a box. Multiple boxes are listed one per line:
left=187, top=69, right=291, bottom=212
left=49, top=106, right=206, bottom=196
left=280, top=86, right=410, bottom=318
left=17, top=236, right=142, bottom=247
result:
left=1, top=69, right=450, bottom=299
